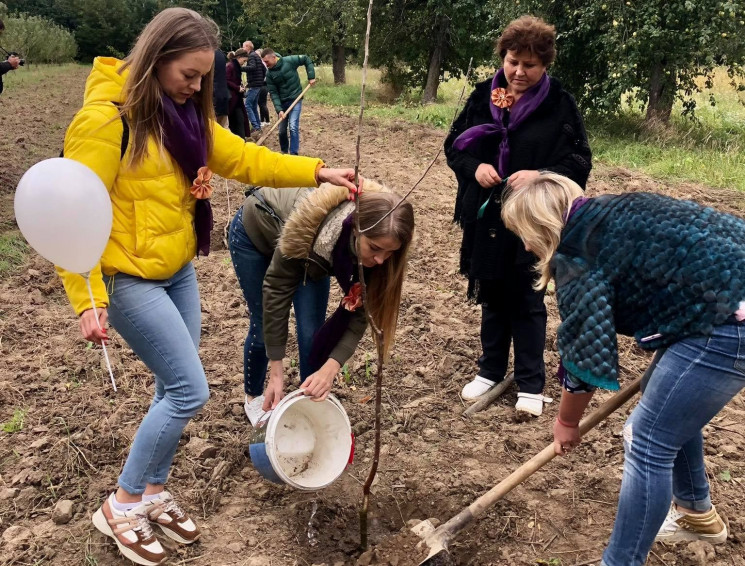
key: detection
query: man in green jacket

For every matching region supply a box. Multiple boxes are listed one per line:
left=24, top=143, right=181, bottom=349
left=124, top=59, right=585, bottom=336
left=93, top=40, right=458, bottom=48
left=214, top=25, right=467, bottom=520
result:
left=262, top=48, right=316, bottom=155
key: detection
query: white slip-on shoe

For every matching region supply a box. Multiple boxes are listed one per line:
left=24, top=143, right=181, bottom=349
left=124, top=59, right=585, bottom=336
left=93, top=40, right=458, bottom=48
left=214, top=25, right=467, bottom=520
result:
left=461, top=376, right=498, bottom=400
left=656, top=503, right=728, bottom=544
left=515, top=392, right=553, bottom=417
left=244, top=394, right=267, bottom=427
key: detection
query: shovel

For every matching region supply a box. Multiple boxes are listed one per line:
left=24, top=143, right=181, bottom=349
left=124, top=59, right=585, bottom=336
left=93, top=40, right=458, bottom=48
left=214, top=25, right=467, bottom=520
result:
left=256, top=83, right=312, bottom=146
left=418, top=353, right=662, bottom=566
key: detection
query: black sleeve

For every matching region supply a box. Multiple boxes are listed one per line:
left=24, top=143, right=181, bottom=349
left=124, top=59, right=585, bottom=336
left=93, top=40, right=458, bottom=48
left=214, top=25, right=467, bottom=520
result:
left=542, top=93, right=592, bottom=189
left=444, top=88, right=484, bottom=182
left=0, top=61, right=12, bottom=77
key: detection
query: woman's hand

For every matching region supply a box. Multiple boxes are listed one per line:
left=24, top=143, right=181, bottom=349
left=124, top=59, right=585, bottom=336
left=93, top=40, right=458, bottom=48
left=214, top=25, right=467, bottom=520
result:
left=506, top=169, right=541, bottom=190
left=316, top=167, right=359, bottom=197
left=301, top=359, right=341, bottom=402
left=263, top=360, right=285, bottom=411
left=79, top=308, right=108, bottom=345
left=475, top=163, right=502, bottom=188
left=553, top=418, right=581, bottom=456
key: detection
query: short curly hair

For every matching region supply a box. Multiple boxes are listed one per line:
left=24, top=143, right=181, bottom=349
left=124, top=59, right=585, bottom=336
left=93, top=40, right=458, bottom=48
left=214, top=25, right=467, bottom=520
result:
left=496, top=15, right=556, bottom=67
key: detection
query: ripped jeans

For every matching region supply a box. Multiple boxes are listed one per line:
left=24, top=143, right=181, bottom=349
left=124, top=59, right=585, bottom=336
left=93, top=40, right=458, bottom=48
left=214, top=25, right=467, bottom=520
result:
left=601, top=319, right=745, bottom=566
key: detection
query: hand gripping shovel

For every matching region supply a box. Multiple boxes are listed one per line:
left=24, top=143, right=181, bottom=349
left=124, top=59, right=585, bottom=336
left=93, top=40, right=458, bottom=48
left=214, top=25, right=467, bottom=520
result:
left=418, top=353, right=662, bottom=566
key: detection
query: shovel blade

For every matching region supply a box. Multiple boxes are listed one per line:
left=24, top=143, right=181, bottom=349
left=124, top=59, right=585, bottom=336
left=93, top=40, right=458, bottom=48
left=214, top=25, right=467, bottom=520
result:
left=419, top=549, right=456, bottom=566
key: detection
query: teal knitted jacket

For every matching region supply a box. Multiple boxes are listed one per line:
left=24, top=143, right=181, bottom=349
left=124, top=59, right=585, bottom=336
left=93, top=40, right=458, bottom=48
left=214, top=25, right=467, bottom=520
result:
left=553, top=192, right=745, bottom=390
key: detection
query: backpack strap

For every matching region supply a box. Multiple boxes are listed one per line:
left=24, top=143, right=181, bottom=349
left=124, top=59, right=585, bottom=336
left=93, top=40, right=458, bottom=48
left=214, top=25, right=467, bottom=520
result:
left=60, top=101, right=129, bottom=160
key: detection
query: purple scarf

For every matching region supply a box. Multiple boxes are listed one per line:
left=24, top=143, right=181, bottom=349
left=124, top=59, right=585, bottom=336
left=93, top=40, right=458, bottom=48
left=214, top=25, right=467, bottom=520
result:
left=452, top=69, right=550, bottom=177
left=160, top=95, right=213, bottom=256
left=308, top=214, right=359, bottom=373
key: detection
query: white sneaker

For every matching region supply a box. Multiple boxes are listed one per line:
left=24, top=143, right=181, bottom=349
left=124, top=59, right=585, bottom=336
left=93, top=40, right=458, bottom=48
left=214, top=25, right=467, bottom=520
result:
left=244, top=394, right=267, bottom=427
left=144, top=491, right=200, bottom=545
left=656, top=503, right=728, bottom=544
left=92, top=493, right=167, bottom=565
left=461, top=376, right=498, bottom=400
left=515, top=392, right=553, bottom=417
left=261, top=121, right=271, bottom=128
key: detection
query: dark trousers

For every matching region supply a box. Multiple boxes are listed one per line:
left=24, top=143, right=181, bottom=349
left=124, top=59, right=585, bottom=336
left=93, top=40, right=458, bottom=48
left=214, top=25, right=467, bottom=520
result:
left=228, top=105, right=246, bottom=138
left=477, top=268, right=547, bottom=394
left=258, top=87, right=270, bottom=122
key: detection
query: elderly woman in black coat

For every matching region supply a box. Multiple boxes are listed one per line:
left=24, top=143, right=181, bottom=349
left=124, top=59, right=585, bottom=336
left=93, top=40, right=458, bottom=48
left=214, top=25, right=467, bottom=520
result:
left=444, top=15, right=592, bottom=416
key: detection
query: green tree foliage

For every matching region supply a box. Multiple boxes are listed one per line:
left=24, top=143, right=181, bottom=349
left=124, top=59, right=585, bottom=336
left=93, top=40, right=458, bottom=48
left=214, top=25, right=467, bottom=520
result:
left=499, top=0, right=745, bottom=124
left=368, top=0, right=498, bottom=102
left=241, top=0, right=365, bottom=84
left=0, top=5, right=77, bottom=63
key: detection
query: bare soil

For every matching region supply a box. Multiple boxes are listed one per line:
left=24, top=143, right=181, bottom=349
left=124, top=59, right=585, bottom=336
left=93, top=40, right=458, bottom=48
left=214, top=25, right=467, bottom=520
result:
left=1, top=66, right=745, bottom=566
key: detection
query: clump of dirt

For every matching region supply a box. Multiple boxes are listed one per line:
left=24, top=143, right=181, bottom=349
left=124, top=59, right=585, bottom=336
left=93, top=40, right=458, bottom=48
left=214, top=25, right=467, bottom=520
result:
left=1, top=67, right=745, bottom=566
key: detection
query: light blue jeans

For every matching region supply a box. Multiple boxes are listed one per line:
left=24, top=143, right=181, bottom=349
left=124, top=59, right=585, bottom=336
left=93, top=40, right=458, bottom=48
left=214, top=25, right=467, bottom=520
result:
left=104, top=263, right=209, bottom=494
left=228, top=208, right=329, bottom=396
left=278, top=99, right=302, bottom=155
left=601, top=319, right=745, bottom=566
left=244, top=87, right=262, bottom=131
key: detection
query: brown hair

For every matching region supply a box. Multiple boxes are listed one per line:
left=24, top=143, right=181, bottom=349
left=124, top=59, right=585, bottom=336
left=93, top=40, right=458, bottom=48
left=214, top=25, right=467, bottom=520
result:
left=118, top=7, right=219, bottom=169
left=501, top=173, right=584, bottom=289
left=234, top=48, right=248, bottom=58
left=356, top=192, right=415, bottom=360
left=496, top=15, right=556, bottom=66
left=261, top=48, right=276, bottom=58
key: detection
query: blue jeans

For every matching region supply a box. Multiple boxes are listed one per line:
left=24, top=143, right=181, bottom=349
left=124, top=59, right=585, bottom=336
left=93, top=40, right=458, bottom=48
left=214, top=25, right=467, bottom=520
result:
left=228, top=208, right=330, bottom=396
left=278, top=99, right=302, bottom=155
left=601, top=320, right=745, bottom=566
left=244, top=87, right=262, bottom=131
left=103, top=263, right=210, bottom=494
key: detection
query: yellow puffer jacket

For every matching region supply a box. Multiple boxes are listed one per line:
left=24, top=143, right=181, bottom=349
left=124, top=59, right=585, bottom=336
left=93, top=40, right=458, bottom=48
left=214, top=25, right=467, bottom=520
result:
left=58, top=57, right=323, bottom=315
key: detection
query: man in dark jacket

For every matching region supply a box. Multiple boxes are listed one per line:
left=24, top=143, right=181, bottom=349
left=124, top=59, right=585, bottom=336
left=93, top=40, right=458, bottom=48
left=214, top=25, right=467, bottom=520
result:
left=241, top=40, right=265, bottom=136
left=262, top=48, right=315, bottom=155
left=0, top=19, right=21, bottom=95
left=212, top=49, right=229, bottom=128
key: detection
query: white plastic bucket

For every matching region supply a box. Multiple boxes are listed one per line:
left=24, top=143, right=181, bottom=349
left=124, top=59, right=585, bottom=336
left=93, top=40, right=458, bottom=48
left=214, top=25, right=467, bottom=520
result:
left=249, top=390, right=354, bottom=490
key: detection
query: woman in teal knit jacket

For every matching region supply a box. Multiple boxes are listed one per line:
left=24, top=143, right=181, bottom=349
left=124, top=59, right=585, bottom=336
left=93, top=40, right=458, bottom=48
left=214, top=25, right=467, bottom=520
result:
left=501, top=172, right=745, bottom=566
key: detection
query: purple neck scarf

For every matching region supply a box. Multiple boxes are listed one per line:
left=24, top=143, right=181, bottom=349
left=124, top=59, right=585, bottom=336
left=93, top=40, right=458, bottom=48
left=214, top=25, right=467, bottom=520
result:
left=308, top=214, right=358, bottom=373
left=452, top=69, right=550, bottom=177
left=160, top=95, right=213, bottom=256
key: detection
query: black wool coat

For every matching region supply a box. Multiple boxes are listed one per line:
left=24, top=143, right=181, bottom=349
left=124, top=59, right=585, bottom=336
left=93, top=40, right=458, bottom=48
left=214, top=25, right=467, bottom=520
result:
left=444, top=75, right=592, bottom=302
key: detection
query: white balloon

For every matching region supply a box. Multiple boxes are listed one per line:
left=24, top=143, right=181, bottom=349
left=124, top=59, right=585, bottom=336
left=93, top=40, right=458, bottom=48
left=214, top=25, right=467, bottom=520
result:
left=14, top=158, right=113, bottom=274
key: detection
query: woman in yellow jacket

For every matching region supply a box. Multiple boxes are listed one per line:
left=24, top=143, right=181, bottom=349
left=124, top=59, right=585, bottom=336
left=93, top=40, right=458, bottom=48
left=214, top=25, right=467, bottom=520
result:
left=59, top=8, right=356, bottom=565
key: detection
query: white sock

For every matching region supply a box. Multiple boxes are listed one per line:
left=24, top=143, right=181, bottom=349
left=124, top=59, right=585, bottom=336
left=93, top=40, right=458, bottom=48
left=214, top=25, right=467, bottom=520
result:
left=111, top=493, right=142, bottom=512
left=142, top=492, right=163, bottom=503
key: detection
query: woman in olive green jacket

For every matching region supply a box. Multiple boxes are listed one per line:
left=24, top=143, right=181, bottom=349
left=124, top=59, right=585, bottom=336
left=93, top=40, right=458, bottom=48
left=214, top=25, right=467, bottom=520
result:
left=229, top=181, right=415, bottom=424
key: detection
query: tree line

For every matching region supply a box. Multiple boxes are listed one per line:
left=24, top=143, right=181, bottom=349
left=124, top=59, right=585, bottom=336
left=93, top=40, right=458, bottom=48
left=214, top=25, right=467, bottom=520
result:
left=4, top=0, right=744, bottom=125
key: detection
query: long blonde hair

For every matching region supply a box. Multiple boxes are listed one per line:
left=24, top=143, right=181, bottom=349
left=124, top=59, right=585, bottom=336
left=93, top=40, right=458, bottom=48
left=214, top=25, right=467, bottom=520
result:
left=357, top=192, right=415, bottom=360
left=119, top=8, right=219, bottom=168
left=501, top=173, right=584, bottom=289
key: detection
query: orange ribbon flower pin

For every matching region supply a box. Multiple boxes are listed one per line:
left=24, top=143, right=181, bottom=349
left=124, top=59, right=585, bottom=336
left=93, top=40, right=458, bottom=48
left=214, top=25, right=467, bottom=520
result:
left=190, top=166, right=214, bottom=200
left=342, top=282, right=363, bottom=312
left=491, top=87, right=515, bottom=109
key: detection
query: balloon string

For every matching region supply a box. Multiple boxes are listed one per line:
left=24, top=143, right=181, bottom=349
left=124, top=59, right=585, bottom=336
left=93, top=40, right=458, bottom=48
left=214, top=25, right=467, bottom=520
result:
left=85, top=274, right=117, bottom=392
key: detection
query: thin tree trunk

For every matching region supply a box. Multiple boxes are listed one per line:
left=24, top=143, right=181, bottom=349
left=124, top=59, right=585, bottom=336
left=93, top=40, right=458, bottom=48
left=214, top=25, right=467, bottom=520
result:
left=422, top=16, right=449, bottom=104
left=645, top=60, right=675, bottom=125
left=332, top=41, right=346, bottom=85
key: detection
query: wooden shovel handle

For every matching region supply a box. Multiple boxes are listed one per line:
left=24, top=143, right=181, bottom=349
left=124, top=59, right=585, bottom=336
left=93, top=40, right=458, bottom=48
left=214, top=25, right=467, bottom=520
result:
left=256, top=83, right=313, bottom=146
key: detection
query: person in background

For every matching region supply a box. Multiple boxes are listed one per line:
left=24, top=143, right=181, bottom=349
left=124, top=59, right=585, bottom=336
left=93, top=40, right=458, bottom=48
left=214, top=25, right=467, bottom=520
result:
left=255, top=48, right=271, bottom=127
left=0, top=19, right=21, bottom=95
left=501, top=172, right=745, bottom=566
left=262, top=48, right=315, bottom=155
left=226, top=47, right=250, bottom=139
left=228, top=182, right=415, bottom=424
left=444, top=15, right=592, bottom=417
left=59, top=8, right=358, bottom=565
left=212, top=48, right=229, bottom=128
left=241, top=40, right=265, bottom=137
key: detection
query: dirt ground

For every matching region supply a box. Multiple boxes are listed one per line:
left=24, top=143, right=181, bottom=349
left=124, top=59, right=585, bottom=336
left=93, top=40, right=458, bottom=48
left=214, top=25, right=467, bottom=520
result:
left=1, top=66, right=745, bottom=566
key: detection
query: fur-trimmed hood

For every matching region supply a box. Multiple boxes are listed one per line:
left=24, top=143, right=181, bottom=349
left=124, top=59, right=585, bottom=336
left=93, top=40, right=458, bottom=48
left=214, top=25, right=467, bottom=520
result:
left=279, top=179, right=387, bottom=259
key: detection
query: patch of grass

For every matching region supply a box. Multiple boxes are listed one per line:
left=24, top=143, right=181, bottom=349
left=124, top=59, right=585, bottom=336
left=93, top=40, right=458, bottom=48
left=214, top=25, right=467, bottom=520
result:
left=2, top=408, right=28, bottom=433
left=3, top=62, right=83, bottom=89
left=0, top=231, right=30, bottom=278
